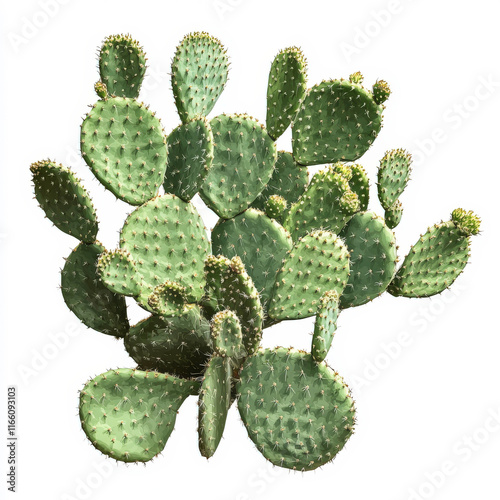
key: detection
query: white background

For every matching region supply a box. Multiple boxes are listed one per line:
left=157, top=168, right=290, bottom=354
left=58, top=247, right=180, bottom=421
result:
left=1, top=1, right=499, bottom=499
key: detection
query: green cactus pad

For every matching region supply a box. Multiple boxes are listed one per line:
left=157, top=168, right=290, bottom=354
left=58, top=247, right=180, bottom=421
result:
left=264, top=195, right=287, bottom=224
left=199, top=114, right=277, bottom=219
left=311, top=291, right=340, bottom=362
left=388, top=213, right=480, bottom=298
left=372, top=80, right=391, bottom=105
left=204, top=255, right=263, bottom=355
left=30, top=160, right=98, bottom=243
left=198, top=355, right=232, bottom=458
left=211, top=209, right=293, bottom=310
left=81, top=97, right=167, bottom=205
left=171, top=32, right=229, bottom=122
left=377, top=149, right=412, bottom=211
left=251, top=151, right=309, bottom=214
left=384, top=200, right=403, bottom=229
left=97, top=249, right=143, bottom=297
left=98, top=34, right=146, bottom=99
left=237, top=347, right=356, bottom=471
left=125, top=307, right=212, bottom=378
left=292, top=79, right=385, bottom=166
left=211, top=310, right=244, bottom=359
left=266, top=47, right=308, bottom=140
left=339, top=212, right=397, bottom=308
left=147, top=280, right=189, bottom=317
left=120, top=194, right=210, bottom=303
left=80, top=368, right=198, bottom=463
left=61, top=242, right=129, bottom=337
left=284, top=164, right=360, bottom=241
left=94, top=81, right=108, bottom=99
left=348, top=164, right=370, bottom=212
left=268, top=230, right=350, bottom=321
left=164, top=117, right=214, bottom=201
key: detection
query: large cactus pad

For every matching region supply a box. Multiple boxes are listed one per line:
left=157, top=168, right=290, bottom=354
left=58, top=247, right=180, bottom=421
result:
left=79, top=368, right=198, bottom=462
left=292, top=79, right=386, bottom=165
left=199, top=114, right=277, bottom=219
left=81, top=97, right=167, bottom=205
left=120, top=194, right=210, bottom=303
left=237, top=348, right=356, bottom=471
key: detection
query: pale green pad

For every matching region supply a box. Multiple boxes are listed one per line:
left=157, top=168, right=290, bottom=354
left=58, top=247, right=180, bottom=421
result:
left=198, top=355, right=232, bottom=458
left=171, top=32, right=229, bottom=122
left=80, top=368, right=198, bottom=462
left=164, top=117, right=214, bottom=201
left=211, top=310, right=244, bottom=359
left=284, top=164, right=360, bottom=241
left=148, top=280, right=188, bottom=317
left=377, top=149, right=412, bottom=210
left=97, top=248, right=142, bottom=296
left=388, top=220, right=472, bottom=298
left=251, top=151, right=308, bottom=213
left=292, top=79, right=384, bottom=165
left=99, top=34, right=146, bottom=99
left=125, top=308, right=212, bottom=379
left=268, top=230, right=350, bottom=320
left=312, top=290, right=340, bottom=362
left=339, top=211, right=397, bottom=308
left=61, top=242, right=129, bottom=337
left=266, top=47, right=308, bottom=140
left=237, top=348, right=356, bottom=471
left=204, top=255, right=263, bottom=355
left=120, top=194, right=210, bottom=303
left=199, top=114, right=277, bottom=219
left=81, top=97, right=167, bottom=205
left=30, top=160, right=98, bottom=243
left=211, top=209, right=293, bottom=310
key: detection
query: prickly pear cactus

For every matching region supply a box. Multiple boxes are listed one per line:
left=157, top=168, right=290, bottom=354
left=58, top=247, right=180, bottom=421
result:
left=30, top=32, right=481, bottom=472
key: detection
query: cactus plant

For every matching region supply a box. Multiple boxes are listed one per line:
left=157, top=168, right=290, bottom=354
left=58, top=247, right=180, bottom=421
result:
left=30, top=31, right=481, bottom=472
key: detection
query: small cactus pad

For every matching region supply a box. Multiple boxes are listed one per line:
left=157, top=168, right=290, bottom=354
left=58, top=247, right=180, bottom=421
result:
left=311, top=291, right=340, bottom=362
left=284, top=164, right=360, bottom=241
left=348, top=164, right=370, bottom=212
left=388, top=212, right=480, bottom=298
left=372, top=80, right=391, bottom=105
left=94, top=81, right=108, bottom=99
left=80, top=97, right=167, bottom=205
left=198, top=355, right=232, bottom=458
left=61, top=242, right=129, bottom=337
left=30, top=160, right=98, bottom=243
left=266, top=47, right=308, bottom=140
left=97, top=249, right=143, bottom=297
left=211, top=310, right=244, bottom=359
left=171, top=32, right=229, bottom=122
left=237, top=347, right=356, bottom=471
left=125, top=307, right=212, bottom=378
left=204, top=255, right=263, bottom=355
left=339, top=211, right=397, bottom=308
left=268, top=230, right=350, bottom=320
left=199, top=114, right=277, bottom=219
left=147, top=280, right=188, bottom=317
left=292, top=79, right=386, bottom=165
left=377, top=149, right=412, bottom=211
left=120, top=194, right=210, bottom=303
left=163, top=117, right=214, bottom=201
left=80, top=368, right=198, bottom=462
left=251, top=151, right=309, bottom=214
left=384, top=200, right=403, bottom=229
left=264, top=195, right=287, bottom=224
left=98, top=34, right=146, bottom=99
left=211, top=209, right=293, bottom=310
